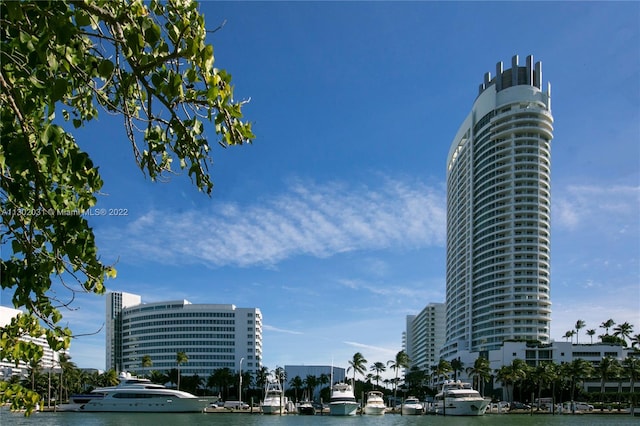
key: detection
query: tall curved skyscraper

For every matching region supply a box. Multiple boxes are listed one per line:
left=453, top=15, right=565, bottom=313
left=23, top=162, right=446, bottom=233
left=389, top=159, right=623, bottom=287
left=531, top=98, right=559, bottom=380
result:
left=442, top=55, right=553, bottom=359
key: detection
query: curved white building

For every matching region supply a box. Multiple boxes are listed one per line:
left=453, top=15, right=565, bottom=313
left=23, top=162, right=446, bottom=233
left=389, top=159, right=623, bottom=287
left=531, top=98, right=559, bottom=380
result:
left=442, top=55, right=553, bottom=358
left=107, top=292, right=262, bottom=377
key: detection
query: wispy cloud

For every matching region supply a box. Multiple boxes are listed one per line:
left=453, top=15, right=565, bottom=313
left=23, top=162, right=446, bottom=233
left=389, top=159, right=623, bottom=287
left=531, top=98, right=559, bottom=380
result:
left=263, top=324, right=304, bottom=335
left=343, top=340, right=397, bottom=356
left=553, top=184, right=639, bottom=231
left=99, top=177, right=446, bottom=268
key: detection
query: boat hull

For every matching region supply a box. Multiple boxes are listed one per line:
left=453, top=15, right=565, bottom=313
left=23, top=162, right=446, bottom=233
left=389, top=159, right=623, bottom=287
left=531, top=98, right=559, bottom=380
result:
left=80, top=396, right=211, bottom=412
left=298, top=404, right=316, bottom=415
left=261, top=403, right=285, bottom=414
left=401, top=405, right=423, bottom=415
left=433, top=398, right=490, bottom=416
left=329, top=402, right=359, bottom=416
left=364, top=405, right=386, bottom=415
left=296, top=401, right=316, bottom=416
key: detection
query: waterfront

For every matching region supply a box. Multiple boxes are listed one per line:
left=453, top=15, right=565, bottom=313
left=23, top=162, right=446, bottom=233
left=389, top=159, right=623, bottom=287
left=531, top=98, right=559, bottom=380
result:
left=1, top=411, right=638, bottom=426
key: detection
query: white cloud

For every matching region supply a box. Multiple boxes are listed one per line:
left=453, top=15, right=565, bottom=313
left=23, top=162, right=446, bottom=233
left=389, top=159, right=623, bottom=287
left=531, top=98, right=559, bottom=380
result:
left=99, top=177, right=446, bottom=268
left=343, top=340, right=397, bottom=356
left=553, top=184, right=639, bottom=231
left=263, top=324, right=304, bottom=335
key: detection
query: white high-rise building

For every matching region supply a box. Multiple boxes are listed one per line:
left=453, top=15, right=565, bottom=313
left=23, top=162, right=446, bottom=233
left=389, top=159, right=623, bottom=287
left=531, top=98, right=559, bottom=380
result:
left=106, top=292, right=262, bottom=377
left=106, top=291, right=141, bottom=372
left=404, top=303, right=445, bottom=370
left=442, top=55, right=553, bottom=359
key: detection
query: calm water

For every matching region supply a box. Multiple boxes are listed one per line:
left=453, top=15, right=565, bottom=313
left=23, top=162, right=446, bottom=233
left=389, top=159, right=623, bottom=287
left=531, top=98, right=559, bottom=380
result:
left=1, top=411, right=638, bottom=426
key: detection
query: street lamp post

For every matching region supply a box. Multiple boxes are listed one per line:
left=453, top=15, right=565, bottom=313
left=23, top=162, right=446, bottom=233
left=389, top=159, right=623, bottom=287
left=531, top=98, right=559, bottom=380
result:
left=239, top=357, right=244, bottom=402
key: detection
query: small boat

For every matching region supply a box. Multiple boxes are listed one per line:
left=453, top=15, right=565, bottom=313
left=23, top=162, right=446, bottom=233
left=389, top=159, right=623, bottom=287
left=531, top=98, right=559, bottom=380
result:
left=433, top=379, right=490, bottom=416
left=363, top=390, right=386, bottom=415
left=329, top=381, right=359, bottom=416
left=297, top=390, right=316, bottom=415
left=78, top=372, right=213, bottom=412
left=261, top=380, right=287, bottom=414
left=401, top=396, right=424, bottom=415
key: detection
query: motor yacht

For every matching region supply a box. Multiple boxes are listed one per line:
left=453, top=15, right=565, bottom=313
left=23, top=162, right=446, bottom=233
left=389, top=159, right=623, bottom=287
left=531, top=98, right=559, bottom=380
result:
left=401, top=396, right=423, bottom=415
left=261, top=380, right=287, bottom=414
left=329, top=381, right=359, bottom=416
left=79, top=373, right=213, bottom=412
left=433, top=379, right=490, bottom=416
left=363, top=390, right=386, bottom=415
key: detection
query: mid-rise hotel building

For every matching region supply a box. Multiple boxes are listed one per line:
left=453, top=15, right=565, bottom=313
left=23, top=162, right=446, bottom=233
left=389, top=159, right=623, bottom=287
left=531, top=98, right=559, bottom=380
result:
left=106, top=292, right=262, bottom=377
left=442, top=55, right=553, bottom=358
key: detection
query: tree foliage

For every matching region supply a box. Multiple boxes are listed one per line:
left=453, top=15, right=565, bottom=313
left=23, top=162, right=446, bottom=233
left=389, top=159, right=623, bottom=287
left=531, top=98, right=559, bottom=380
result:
left=1, top=0, right=254, bottom=413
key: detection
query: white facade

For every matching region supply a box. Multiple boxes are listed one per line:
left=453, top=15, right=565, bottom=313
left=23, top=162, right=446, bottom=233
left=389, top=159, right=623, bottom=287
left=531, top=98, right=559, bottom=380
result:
left=106, top=292, right=262, bottom=377
left=405, top=303, right=445, bottom=370
left=106, top=291, right=141, bottom=371
left=0, top=306, right=60, bottom=379
left=449, top=341, right=634, bottom=397
left=443, top=55, right=553, bottom=359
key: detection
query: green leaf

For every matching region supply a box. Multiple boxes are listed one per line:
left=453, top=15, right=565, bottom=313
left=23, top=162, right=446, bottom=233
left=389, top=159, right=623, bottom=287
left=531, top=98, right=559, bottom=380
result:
left=146, top=23, right=161, bottom=45
left=98, top=59, right=114, bottom=79
left=75, top=10, right=91, bottom=27
left=51, top=79, right=68, bottom=102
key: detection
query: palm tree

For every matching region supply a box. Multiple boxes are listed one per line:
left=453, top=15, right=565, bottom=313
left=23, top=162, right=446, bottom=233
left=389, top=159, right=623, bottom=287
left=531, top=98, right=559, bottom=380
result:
left=27, top=358, right=41, bottom=391
left=586, top=329, right=596, bottom=344
left=562, top=358, right=594, bottom=413
left=365, top=373, right=374, bottom=386
left=289, top=375, right=303, bottom=402
left=622, top=356, right=640, bottom=415
left=57, top=352, right=80, bottom=403
left=318, top=373, right=330, bottom=392
left=574, top=319, right=586, bottom=344
left=149, top=370, right=168, bottom=385
left=511, top=359, right=530, bottom=402
left=495, top=359, right=527, bottom=402
left=531, top=362, right=557, bottom=410
left=597, top=356, right=621, bottom=410
left=208, top=367, right=234, bottom=400
left=496, top=365, right=515, bottom=403
left=465, top=356, right=491, bottom=396
left=274, top=366, right=286, bottom=386
left=631, top=334, right=640, bottom=350
left=176, top=351, right=188, bottom=390
left=347, top=352, right=368, bottom=384
left=404, top=366, right=427, bottom=394
left=434, top=358, right=453, bottom=384
left=450, top=357, right=464, bottom=381
left=303, top=375, right=317, bottom=401
left=254, top=366, right=269, bottom=398
left=141, top=355, right=152, bottom=378
left=369, top=362, right=386, bottom=389
left=101, top=369, right=120, bottom=386
left=387, top=350, right=410, bottom=407
left=563, top=330, right=575, bottom=343
left=600, top=319, right=616, bottom=336
left=613, top=321, right=634, bottom=346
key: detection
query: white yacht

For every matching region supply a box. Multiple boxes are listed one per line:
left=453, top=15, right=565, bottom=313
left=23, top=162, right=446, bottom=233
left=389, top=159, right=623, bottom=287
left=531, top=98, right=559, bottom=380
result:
left=401, top=396, right=423, bottom=415
left=433, top=380, right=490, bottom=416
left=297, top=390, right=316, bottom=415
left=329, top=382, right=359, bottom=416
left=363, top=390, right=386, bottom=415
left=79, top=373, right=213, bottom=412
left=260, top=380, right=287, bottom=414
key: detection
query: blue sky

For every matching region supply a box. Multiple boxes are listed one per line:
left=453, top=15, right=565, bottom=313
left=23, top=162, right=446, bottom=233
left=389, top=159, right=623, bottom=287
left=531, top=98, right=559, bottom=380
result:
left=3, top=1, right=639, bottom=376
